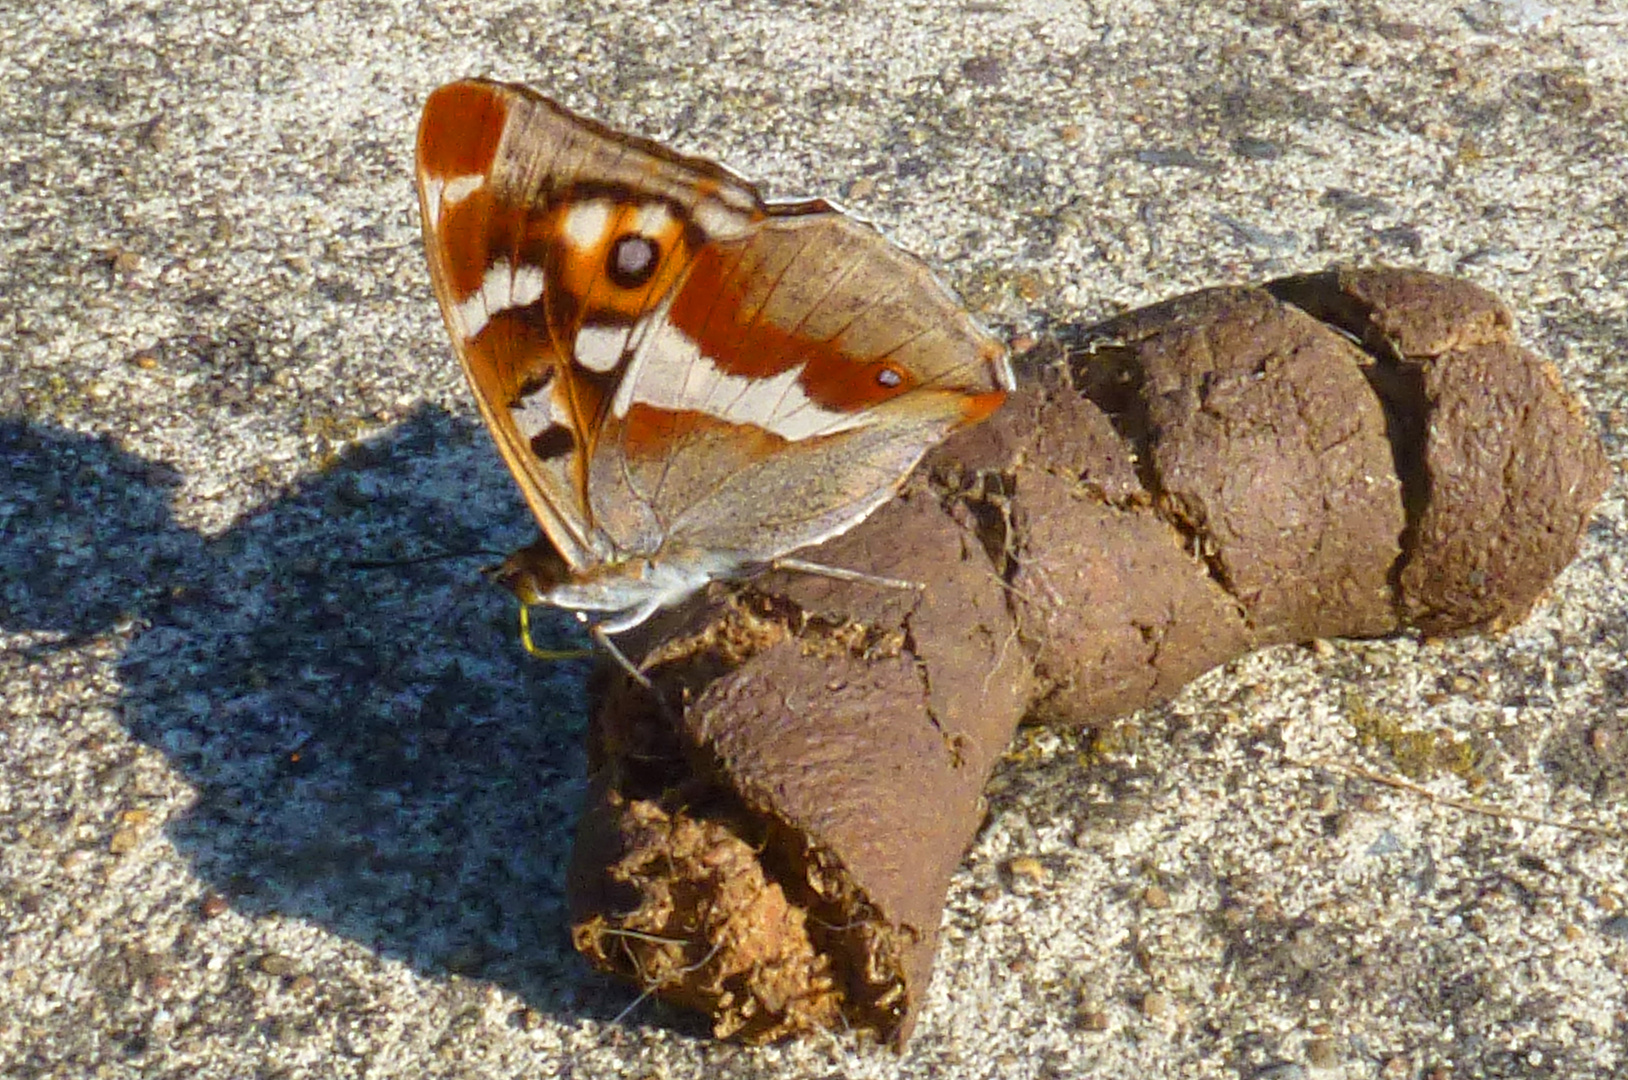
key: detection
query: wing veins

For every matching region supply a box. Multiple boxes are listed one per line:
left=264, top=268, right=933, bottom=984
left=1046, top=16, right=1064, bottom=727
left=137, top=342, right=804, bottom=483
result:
left=637, top=224, right=818, bottom=515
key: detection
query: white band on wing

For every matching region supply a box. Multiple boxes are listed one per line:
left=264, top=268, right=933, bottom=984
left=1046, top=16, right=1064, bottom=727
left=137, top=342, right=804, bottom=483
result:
left=442, top=173, right=485, bottom=208
left=612, top=309, right=876, bottom=441
left=573, top=324, right=629, bottom=373
left=690, top=199, right=756, bottom=241
left=510, top=382, right=561, bottom=442
left=561, top=199, right=613, bottom=253
left=453, top=258, right=546, bottom=340
left=422, top=173, right=487, bottom=235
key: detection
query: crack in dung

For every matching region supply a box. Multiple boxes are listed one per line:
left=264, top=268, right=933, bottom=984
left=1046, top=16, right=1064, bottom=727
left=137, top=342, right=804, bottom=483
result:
left=898, top=614, right=944, bottom=736
left=1266, top=278, right=1432, bottom=625
left=927, top=459, right=1038, bottom=684
left=1066, top=336, right=1247, bottom=616
left=1064, top=336, right=1161, bottom=497
left=1340, top=353, right=1432, bottom=625
left=931, top=460, right=1017, bottom=585
left=897, top=607, right=973, bottom=770
left=1158, top=492, right=1243, bottom=617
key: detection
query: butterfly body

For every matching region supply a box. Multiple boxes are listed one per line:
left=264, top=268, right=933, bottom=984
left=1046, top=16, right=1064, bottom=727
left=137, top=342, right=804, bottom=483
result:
left=415, top=79, right=1013, bottom=633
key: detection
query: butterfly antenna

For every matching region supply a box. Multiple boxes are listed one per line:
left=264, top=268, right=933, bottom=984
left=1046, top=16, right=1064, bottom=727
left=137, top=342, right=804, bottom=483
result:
left=349, top=549, right=504, bottom=571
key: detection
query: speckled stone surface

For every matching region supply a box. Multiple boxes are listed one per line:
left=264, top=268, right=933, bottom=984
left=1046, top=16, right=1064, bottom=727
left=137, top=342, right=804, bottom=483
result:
left=2, top=1, right=1624, bottom=1077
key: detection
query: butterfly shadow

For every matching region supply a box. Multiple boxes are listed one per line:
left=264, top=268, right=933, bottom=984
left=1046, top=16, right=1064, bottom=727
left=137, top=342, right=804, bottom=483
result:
left=1, top=411, right=689, bottom=1030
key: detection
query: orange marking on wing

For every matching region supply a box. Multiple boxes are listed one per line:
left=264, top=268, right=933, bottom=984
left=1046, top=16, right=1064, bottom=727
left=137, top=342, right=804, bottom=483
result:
left=539, top=203, right=696, bottom=325
left=618, top=403, right=787, bottom=460
left=464, top=309, right=565, bottom=404
left=667, top=246, right=913, bottom=413
left=799, top=353, right=916, bottom=412
left=433, top=188, right=512, bottom=303
left=957, top=340, right=1012, bottom=422
left=417, top=82, right=509, bottom=181
left=959, top=388, right=1009, bottom=425
left=418, top=83, right=537, bottom=312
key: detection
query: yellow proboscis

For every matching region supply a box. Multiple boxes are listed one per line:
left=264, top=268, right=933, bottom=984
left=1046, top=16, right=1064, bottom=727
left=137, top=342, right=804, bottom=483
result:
left=517, top=604, right=592, bottom=661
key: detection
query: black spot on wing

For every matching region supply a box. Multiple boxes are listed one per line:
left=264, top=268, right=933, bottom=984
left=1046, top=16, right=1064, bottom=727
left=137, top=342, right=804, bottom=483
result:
left=529, top=424, right=575, bottom=462
left=513, top=366, right=555, bottom=406
left=608, top=235, right=660, bottom=288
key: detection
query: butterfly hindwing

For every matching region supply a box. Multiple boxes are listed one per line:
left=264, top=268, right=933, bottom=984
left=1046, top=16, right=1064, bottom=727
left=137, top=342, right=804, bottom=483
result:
left=597, top=211, right=1009, bottom=558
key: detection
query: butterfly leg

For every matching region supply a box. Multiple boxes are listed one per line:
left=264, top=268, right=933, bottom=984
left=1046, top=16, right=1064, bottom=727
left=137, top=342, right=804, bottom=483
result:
left=589, top=623, right=655, bottom=691
left=580, top=597, right=672, bottom=690
left=770, top=556, right=925, bottom=594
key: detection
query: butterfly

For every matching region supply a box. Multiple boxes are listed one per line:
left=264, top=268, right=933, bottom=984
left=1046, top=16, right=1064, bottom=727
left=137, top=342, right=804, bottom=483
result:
left=414, top=79, right=1014, bottom=661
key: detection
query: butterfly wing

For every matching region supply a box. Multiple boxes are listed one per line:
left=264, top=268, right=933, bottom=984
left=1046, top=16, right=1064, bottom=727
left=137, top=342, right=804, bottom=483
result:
left=592, top=208, right=1012, bottom=563
left=417, top=78, right=1012, bottom=615
left=414, top=79, right=768, bottom=571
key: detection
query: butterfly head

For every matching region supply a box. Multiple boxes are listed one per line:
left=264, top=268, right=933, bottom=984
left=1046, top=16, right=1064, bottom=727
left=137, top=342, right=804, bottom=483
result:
left=489, top=537, right=572, bottom=607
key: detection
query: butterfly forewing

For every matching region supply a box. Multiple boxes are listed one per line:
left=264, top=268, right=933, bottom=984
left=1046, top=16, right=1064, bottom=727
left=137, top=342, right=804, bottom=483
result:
left=418, top=83, right=595, bottom=569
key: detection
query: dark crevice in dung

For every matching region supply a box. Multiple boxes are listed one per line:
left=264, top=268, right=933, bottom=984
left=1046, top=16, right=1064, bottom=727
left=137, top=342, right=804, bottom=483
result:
left=1266, top=279, right=1433, bottom=625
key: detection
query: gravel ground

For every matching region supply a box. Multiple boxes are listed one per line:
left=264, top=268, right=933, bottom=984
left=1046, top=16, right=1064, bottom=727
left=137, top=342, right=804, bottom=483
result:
left=3, top=1, right=1626, bottom=1078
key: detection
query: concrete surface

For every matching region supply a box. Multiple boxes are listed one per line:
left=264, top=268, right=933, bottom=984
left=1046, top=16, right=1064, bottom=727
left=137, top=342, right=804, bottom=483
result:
left=3, top=1, right=1625, bottom=1077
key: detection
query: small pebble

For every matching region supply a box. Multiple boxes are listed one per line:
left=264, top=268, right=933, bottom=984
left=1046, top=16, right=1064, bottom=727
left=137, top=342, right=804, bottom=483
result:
left=108, top=828, right=140, bottom=855
left=1007, top=856, right=1046, bottom=885
left=1256, top=1065, right=1307, bottom=1080
left=1307, top=1038, right=1340, bottom=1068
left=1077, top=1007, right=1110, bottom=1032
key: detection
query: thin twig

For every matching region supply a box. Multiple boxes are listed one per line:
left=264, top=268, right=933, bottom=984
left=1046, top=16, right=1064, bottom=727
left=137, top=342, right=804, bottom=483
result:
left=1294, top=756, right=1622, bottom=839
